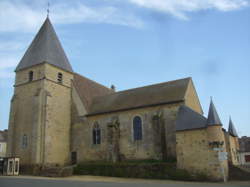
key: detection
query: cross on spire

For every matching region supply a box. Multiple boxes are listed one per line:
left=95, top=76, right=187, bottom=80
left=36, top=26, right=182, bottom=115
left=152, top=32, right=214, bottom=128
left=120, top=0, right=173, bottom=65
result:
left=47, top=2, right=50, bottom=17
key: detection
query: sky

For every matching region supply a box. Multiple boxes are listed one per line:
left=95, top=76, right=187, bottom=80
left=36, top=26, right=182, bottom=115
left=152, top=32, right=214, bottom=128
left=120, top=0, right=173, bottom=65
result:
left=0, top=0, right=249, bottom=136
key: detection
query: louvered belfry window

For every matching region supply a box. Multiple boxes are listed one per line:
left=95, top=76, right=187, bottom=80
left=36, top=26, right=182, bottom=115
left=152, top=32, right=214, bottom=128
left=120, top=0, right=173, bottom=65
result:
left=133, top=116, right=142, bottom=141
left=29, top=71, right=33, bottom=82
left=57, top=72, right=63, bottom=83
left=93, top=122, right=101, bottom=145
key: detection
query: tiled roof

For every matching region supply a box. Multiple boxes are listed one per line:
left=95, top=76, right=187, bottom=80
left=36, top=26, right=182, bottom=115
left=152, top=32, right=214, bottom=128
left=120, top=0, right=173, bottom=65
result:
left=228, top=117, right=238, bottom=137
left=207, top=99, right=222, bottom=126
left=176, top=105, right=207, bottom=131
left=16, top=17, right=73, bottom=72
left=0, top=130, right=7, bottom=142
left=87, top=77, right=191, bottom=115
left=73, top=73, right=114, bottom=112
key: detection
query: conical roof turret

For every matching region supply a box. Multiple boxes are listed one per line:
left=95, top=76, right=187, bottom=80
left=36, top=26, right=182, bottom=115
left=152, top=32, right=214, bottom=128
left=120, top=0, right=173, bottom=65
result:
left=207, top=99, right=222, bottom=126
left=15, top=17, right=73, bottom=72
left=228, top=117, right=238, bottom=137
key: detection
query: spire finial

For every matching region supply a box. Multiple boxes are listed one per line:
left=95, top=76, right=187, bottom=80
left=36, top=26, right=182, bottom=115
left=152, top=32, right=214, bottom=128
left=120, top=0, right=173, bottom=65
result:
left=47, top=2, right=50, bottom=17
left=210, top=96, right=213, bottom=101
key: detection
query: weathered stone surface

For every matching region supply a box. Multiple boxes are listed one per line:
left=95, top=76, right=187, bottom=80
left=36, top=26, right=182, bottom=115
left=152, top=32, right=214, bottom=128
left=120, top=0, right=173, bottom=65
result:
left=176, top=126, right=229, bottom=181
left=7, top=63, right=73, bottom=167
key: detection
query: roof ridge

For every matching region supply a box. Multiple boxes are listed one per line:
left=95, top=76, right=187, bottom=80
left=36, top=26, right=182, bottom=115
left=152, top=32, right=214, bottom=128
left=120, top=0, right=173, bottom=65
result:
left=95, top=77, right=192, bottom=98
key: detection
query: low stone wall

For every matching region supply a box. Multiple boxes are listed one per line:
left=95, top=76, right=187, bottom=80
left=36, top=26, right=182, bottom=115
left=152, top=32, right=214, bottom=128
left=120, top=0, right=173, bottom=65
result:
left=20, top=164, right=73, bottom=177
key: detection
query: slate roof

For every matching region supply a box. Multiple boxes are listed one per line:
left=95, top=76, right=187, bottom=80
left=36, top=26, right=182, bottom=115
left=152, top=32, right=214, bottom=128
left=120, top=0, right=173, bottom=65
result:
left=0, top=130, right=7, bottom=142
left=73, top=73, right=114, bottom=112
left=16, top=17, right=73, bottom=73
left=228, top=117, right=238, bottom=137
left=87, top=78, right=191, bottom=116
left=207, top=99, right=222, bottom=126
left=176, top=105, right=207, bottom=131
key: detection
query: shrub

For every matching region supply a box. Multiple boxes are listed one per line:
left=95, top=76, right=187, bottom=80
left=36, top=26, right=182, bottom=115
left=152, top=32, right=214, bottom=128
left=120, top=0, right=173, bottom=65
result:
left=73, top=160, right=204, bottom=181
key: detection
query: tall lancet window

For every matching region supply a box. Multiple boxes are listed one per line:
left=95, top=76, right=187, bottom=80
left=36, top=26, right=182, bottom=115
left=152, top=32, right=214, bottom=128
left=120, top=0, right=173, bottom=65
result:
left=133, top=116, right=142, bottom=141
left=29, top=71, right=33, bottom=82
left=57, top=72, right=63, bottom=84
left=93, top=122, right=101, bottom=145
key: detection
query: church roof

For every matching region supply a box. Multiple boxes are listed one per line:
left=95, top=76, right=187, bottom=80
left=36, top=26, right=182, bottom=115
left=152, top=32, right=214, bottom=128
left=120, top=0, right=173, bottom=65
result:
left=73, top=73, right=114, bottom=112
left=176, top=105, right=207, bottom=131
left=228, top=117, right=238, bottom=137
left=87, top=77, right=191, bottom=116
left=207, top=99, right=222, bottom=126
left=15, top=17, right=73, bottom=73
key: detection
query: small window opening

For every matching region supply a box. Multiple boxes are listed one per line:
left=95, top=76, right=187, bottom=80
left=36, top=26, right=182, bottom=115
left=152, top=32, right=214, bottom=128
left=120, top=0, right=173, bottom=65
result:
left=57, top=73, right=63, bottom=84
left=29, top=71, right=33, bottom=82
left=71, top=152, right=77, bottom=165
left=22, top=134, right=28, bottom=149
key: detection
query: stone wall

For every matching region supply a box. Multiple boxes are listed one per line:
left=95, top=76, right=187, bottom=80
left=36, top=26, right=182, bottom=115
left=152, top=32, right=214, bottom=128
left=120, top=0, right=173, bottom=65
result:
left=0, top=142, right=7, bottom=157
left=42, top=64, right=73, bottom=166
left=225, top=133, right=240, bottom=165
left=184, top=79, right=203, bottom=114
left=176, top=127, right=229, bottom=181
left=71, top=103, right=181, bottom=163
left=7, top=63, right=73, bottom=167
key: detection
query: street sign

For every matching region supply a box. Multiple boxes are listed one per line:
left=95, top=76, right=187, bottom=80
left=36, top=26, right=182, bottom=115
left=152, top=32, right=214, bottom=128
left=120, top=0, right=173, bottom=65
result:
left=218, top=152, right=228, bottom=161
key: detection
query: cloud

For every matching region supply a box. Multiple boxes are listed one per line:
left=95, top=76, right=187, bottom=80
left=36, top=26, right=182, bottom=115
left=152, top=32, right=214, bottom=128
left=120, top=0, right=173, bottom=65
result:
left=0, top=1, right=144, bottom=32
left=0, top=57, right=18, bottom=79
left=127, top=0, right=249, bottom=20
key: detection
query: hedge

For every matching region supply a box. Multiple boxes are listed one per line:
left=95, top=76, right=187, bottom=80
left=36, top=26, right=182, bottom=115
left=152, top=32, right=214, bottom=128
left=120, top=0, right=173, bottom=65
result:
left=73, top=160, right=208, bottom=181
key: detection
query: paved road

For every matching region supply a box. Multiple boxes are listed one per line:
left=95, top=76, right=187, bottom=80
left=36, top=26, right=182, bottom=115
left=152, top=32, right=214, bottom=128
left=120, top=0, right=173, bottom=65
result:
left=0, top=176, right=250, bottom=187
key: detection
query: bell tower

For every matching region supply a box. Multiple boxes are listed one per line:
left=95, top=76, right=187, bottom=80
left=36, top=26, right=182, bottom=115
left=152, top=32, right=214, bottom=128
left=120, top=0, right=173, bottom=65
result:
left=7, top=17, right=74, bottom=168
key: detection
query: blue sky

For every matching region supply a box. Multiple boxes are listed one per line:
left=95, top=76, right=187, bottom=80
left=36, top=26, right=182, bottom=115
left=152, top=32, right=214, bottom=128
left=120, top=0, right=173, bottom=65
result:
left=0, top=0, right=250, bottom=136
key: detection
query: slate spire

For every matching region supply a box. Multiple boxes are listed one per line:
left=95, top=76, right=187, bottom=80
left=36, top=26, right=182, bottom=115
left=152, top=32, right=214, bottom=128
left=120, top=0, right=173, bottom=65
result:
left=207, top=98, right=222, bottom=126
left=15, top=17, right=73, bottom=72
left=228, top=117, right=238, bottom=137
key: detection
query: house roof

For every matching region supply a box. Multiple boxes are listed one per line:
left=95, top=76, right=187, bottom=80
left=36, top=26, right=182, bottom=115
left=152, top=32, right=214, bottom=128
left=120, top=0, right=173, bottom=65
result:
left=73, top=73, right=114, bottom=112
left=207, top=99, right=222, bottom=126
left=15, top=17, right=73, bottom=73
left=87, top=77, right=191, bottom=116
left=176, top=105, right=207, bottom=131
left=0, top=130, right=7, bottom=142
left=228, top=117, right=238, bottom=137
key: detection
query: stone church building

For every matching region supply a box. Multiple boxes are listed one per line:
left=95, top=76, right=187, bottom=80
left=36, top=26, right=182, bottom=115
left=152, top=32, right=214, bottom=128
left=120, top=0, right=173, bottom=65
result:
left=7, top=17, right=240, bottom=181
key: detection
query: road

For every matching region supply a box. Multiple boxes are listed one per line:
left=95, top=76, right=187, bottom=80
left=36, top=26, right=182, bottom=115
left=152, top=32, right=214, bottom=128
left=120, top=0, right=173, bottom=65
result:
left=0, top=176, right=249, bottom=187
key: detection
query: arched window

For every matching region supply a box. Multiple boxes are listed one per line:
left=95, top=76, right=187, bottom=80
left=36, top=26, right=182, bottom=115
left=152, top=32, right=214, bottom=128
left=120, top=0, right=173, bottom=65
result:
left=93, top=122, right=101, bottom=145
left=22, top=134, right=28, bottom=149
left=57, top=72, right=63, bottom=84
left=133, top=116, right=142, bottom=141
left=29, top=71, right=33, bottom=82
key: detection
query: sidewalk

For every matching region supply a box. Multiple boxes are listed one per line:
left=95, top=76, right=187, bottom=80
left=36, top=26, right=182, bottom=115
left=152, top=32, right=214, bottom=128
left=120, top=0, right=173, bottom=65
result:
left=1, top=175, right=250, bottom=186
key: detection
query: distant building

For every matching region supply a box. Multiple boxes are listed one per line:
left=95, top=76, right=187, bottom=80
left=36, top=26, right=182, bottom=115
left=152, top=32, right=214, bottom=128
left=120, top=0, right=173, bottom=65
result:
left=239, top=136, right=250, bottom=165
left=6, top=17, right=241, bottom=181
left=0, top=130, right=8, bottom=157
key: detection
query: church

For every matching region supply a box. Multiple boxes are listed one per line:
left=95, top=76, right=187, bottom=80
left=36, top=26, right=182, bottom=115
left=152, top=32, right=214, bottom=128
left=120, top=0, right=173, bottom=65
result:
left=6, top=17, right=240, bottom=181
